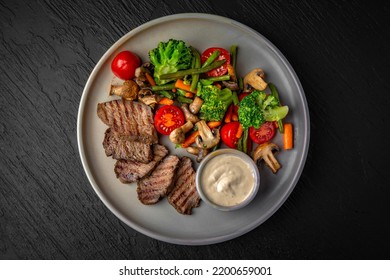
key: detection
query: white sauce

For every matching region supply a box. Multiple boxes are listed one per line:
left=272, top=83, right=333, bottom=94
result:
left=200, top=154, right=255, bottom=207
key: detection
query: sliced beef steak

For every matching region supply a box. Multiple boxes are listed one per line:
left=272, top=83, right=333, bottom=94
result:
left=97, top=99, right=157, bottom=144
left=114, top=144, right=168, bottom=183
left=168, top=157, right=200, bottom=215
left=103, top=128, right=153, bottom=163
left=137, top=155, right=180, bottom=205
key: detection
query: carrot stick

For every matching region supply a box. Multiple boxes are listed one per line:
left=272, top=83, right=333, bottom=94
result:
left=231, top=112, right=238, bottom=121
left=214, top=83, right=222, bottom=89
left=283, top=123, right=293, bottom=150
left=224, top=104, right=233, bottom=123
left=231, top=104, right=239, bottom=121
left=175, top=79, right=197, bottom=93
left=185, top=91, right=194, bottom=98
left=236, top=123, right=243, bottom=139
left=145, top=72, right=156, bottom=86
left=158, top=97, right=174, bottom=105
left=181, top=131, right=199, bottom=148
left=207, top=121, right=222, bottom=129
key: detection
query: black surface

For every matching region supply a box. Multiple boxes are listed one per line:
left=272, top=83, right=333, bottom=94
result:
left=1, top=0, right=389, bottom=259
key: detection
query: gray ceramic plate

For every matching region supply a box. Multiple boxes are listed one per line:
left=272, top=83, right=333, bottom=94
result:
left=77, top=13, right=310, bottom=245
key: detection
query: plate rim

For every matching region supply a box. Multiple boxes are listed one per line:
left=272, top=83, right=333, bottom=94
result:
left=77, top=13, right=310, bottom=245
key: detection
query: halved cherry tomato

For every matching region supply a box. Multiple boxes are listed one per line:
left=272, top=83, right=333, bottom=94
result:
left=221, top=121, right=240, bottom=148
left=154, top=105, right=185, bottom=135
left=201, top=47, right=230, bottom=77
left=111, top=50, right=141, bottom=80
left=249, top=121, right=276, bottom=144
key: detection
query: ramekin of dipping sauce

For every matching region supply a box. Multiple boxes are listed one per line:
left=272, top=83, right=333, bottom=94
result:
left=196, top=149, right=260, bottom=211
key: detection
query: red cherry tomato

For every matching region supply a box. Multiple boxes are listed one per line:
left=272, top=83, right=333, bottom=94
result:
left=111, top=50, right=141, bottom=80
left=221, top=121, right=241, bottom=148
left=238, top=92, right=249, bottom=101
left=154, top=105, right=185, bottom=135
left=201, top=47, right=230, bottom=77
left=249, top=122, right=276, bottom=144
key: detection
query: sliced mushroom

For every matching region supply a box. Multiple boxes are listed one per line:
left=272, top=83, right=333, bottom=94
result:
left=109, top=80, right=139, bottom=100
left=134, top=75, right=148, bottom=88
left=222, top=80, right=239, bottom=91
left=140, top=62, right=153, bottom=73
left=138, top=88, right=159, bottom=108
left=181, top=103, right=199, bottom=124
left=189, top=96, right=203, bottom=114
left=253, top=142, right=281, bottom=173
left=134, top=62, right=154, bottom=88
left=243, top=68, right=268, bottom=91
left=195, top=120, right=220, bottom=149
left=169, top=121, right=194, bottom=144
left=134, top=66, right=143, bottom=78
left=186, top=146, right=209, bottom=162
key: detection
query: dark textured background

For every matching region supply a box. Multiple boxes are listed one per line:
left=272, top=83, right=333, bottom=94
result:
left=1, top=0, right=389, bottom=259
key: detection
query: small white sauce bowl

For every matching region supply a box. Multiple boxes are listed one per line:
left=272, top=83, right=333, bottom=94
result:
left=196, top=149, right=260, bottom=211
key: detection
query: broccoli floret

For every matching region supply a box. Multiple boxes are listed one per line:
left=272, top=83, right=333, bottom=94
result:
left=238, top=92, right=265, bottom=129
left=197, top=84, right=233, bottom=121
left=238, top=90, right=289, bottom=129
left=149, top=39, right=193, bottom=85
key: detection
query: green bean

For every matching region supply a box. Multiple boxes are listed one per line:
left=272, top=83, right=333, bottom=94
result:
left=237, top=135, right=243, bottom=152
left=232, top=91, right=239, bottom=105
left=177, top=96, right=193, bottom=104
left=159, top=90, right=174, bottom=99
left=242, top=128, right=249, bottom=154
left=191, top=52, right=196, bottom=68
left=160, top=59, right=226, bottom=80
left=269, top=83, right=280, bottom=100
left=230, top=45, right=238, bottom=82
left=238, top=76, right=244, bottom=91
left=269, top=83, right=284, bottom=133
left=151, top=83, right=175, bottom=91
left=140, top=66, right=151, bottom=74
left=236, top=127, right=249, bottom=153
left=212, top=140, right=221, bottom=152
left=200, top=75, right=230, bottom=83
left=236, top=128, right=247, bottom=153
left=190, top=47, right=201, bottom=92
left=175, top=88, right=187, bottom=96
left=201, top=50, right=220, bottom=68
left=230, top=45, right=237, bottom=68
left=185, top=54, right=196, bottom=82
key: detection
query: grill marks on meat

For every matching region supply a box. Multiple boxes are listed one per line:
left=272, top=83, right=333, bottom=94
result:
left=137, top=155, right=180, bottom=205
left=103, top=128, right=153, bottom=163
left=116, top=150, right=201, bottom=215
left=97, top=99, right=158, bottom=144
left=168, top=157, right=200, bottom=215
left=98, top=99, right=201, bottom=215
left=114, top=144, right=168, bottom=183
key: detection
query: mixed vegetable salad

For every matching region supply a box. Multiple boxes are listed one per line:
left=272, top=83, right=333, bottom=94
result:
left=109, top=39, right=293, bottom=173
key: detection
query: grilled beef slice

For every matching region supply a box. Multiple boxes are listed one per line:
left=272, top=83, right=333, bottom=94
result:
left=114, top=144, right=168, bottom=183
left=137, top=155, right=180, bottom=205
left=168, top=157, right=200, bottom=215
left=97, top=99, right=158, bottom=144
left=103, top=128, right=153, bottom=163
